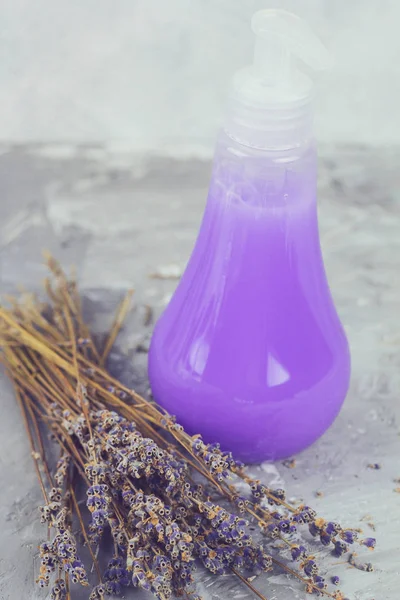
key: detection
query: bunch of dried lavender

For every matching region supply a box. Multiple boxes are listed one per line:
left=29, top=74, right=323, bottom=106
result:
left=0, top=256, right=376, bottom=600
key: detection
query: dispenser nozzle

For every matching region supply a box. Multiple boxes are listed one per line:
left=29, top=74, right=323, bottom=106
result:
left=251, top=9, right=332, bottom=88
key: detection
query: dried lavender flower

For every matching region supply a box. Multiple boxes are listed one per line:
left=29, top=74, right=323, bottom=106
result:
left=362, top=537, right=376, bottom=550
left=0, top=257, right=378, bottom=600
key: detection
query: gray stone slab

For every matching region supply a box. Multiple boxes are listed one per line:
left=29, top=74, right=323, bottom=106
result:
left=0, top=144, right=399, bottom=599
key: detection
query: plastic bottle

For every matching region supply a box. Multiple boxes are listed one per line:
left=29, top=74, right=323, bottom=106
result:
left=148, top=10, right=350, bottom=462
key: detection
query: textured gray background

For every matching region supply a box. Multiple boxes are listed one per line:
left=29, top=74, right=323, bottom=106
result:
left=1, top=0, right=400, bottom=150
left=0, top=144, right=399, bottom=599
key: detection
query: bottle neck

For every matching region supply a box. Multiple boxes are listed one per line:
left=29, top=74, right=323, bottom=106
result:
left=209, top=131, right=317, bottom=213
left=223, top=94, right=314, bottom=152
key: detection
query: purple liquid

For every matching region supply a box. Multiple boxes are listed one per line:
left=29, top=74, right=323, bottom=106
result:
left=149, top=137, right=350, bottom=462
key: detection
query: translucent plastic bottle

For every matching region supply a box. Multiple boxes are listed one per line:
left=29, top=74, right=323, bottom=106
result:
left=148, top=10, right=350, bottom=462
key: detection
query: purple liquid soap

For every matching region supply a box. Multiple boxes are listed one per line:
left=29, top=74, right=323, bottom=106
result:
left=149, top=10, right=350, bottom=462
left=149, top=135, right=350, bottom=462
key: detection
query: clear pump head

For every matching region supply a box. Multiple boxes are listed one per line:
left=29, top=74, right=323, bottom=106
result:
left=225, top=9, right=332, bottom=150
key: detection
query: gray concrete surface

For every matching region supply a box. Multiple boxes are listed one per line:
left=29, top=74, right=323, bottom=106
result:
left=0, top=143, right=399, bottom=599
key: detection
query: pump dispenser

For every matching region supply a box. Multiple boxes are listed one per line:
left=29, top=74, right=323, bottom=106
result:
left=227, top=9, right=333, bottom=150
left=149, top=10, right=350, bottom=462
